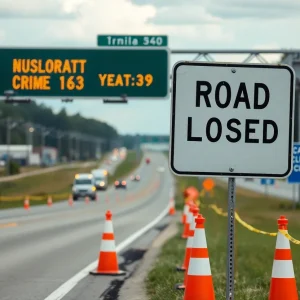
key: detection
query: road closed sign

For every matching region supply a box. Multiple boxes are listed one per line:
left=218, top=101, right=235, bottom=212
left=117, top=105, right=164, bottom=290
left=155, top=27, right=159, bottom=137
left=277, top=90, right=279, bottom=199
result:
left=169, top=61, right=295, bottom=178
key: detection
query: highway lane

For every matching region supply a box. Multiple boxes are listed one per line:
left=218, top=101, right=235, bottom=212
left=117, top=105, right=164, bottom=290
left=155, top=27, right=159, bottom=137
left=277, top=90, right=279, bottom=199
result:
left=0, top=152, right=173, bottom=300
left=0, top=152, right=122, bottom=222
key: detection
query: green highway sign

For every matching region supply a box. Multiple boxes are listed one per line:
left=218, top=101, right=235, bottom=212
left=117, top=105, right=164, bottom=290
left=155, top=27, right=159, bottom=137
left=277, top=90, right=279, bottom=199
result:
left=97, top=35, right=168, bottom=47
left=0, top=47, right=170, bottom=99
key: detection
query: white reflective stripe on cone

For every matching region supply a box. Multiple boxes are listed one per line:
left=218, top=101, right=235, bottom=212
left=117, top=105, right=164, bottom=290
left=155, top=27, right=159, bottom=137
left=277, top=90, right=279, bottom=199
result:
left=190, top=217, right=196, bottom=231
left=272, top=260, right=295, bottom=278
left=188, top=258, right=212, bottom=276
left=184, top=205, right=189, bottom=214
left=100, top=240, right=116, bottom=252
left=187, top=212, right=192, bottom=224
left=275, top=231, right=290, bottom=249
left=192, top=229, right=208, bottom=248
left=187, top=236, right=194, bottom=247
left=103, top=220, right=114, bottom=233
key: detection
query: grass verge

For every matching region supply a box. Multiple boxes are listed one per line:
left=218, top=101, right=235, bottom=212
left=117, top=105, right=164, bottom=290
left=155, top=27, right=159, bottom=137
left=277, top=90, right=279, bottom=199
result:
left=146, top=176, right=300, bottom=300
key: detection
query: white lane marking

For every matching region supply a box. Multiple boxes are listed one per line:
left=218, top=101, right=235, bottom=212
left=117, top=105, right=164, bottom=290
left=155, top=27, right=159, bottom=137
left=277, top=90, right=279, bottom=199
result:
left=43, top=202, right=170, bottom=300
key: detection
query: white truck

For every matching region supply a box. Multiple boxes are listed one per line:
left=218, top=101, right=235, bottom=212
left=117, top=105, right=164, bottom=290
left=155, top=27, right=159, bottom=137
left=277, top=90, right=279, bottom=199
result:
left=92, top=168, right=108, bottom=191
left=72, top=173, right=97, bottom=201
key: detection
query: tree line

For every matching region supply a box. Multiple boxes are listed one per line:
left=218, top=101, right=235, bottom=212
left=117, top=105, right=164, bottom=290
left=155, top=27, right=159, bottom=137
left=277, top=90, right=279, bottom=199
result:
left=0, top=101, right=119, bottom=159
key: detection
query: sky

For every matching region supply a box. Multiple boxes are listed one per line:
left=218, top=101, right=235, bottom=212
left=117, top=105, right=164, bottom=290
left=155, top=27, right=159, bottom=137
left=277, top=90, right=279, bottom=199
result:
left=0, top=0, right=300, bottom=135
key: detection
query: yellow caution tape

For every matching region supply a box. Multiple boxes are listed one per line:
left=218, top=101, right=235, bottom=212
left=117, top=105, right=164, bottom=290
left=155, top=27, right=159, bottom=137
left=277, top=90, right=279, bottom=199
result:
left=235, top=212, right=277, bottom=236
left=278, top=230, right=300, bottom=245
left=208, top=204, right=228, bottom=217
left=199, top=200, right=300, bottom=245
left=0, top=193, right=70, bottom=202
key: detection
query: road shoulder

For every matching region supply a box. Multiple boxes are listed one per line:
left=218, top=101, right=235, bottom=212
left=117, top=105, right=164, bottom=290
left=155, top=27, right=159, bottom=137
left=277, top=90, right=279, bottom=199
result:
left=119, top=213, right=180, bottom=300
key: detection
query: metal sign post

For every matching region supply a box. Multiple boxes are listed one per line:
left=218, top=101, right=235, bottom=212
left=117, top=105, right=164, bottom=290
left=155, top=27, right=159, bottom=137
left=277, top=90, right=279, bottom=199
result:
left=226, top=177, right=236, bottom=300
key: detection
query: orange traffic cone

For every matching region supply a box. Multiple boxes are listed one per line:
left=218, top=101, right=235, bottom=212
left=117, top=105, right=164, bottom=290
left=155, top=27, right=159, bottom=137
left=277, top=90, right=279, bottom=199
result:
left=47, top=196, right=52, bottom=207
left=183, top=214, right=215, bottom=299
left=176, top=205, right=198, bottom=274
left=269, top=215, right=298, bottom=300
left=169, top=197, right=176, bottom=215
left=24, top=196, right=30, bottom=210
left=68, top=194, right=73, bottom=206
left=85, top=196, right=90, bottom=204
left=181, top=202, right=189, bottom=224
left=90, top=210, right=126, bottom=276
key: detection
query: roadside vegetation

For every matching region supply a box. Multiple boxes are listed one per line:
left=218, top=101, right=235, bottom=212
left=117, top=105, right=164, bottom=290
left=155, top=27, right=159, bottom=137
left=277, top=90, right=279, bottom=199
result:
left=146, top=175, right=300, bottom=300
left=0, top=150, right=143, bottom=209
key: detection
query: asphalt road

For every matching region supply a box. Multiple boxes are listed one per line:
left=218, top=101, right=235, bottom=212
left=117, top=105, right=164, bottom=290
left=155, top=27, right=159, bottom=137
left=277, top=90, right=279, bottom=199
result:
left=0, top=151, right=174, bottom=300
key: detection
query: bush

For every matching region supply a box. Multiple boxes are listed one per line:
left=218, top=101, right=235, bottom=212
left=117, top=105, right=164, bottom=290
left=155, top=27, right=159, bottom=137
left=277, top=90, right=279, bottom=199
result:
left=9, top=160, right=20, bottom=175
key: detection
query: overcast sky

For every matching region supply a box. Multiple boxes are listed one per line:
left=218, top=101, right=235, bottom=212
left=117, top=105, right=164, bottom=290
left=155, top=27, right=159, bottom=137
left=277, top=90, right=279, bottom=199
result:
left=0, top=0, right=299, bottom=135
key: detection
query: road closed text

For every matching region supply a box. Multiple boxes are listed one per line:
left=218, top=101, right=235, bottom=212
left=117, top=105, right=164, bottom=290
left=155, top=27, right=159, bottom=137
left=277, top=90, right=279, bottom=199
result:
left=187, top=81, right=278, bottom=144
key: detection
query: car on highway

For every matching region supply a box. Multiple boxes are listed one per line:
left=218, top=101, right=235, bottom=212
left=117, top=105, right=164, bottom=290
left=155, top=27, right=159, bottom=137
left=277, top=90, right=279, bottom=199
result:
left=130, top=174, right=140, bottom=181
left=92, top=168, right=108, bottom=190
left=114, top=179, right=127, bottom=189
left=72, top=173, right=97, bottom=201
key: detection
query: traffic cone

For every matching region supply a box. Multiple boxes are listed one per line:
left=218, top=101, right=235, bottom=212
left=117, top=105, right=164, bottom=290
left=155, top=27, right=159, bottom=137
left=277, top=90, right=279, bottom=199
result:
left=47, top=196, right=52, bottom=207
left=24, top=196, right=30, bottom=210
left=85, top=196, right=90, bottom=204
left=183, top=214, right=215, bottom=299
left=90, top=210, right=126, bottom=276
left=182, top=200, right=193, bottom=239
left=181, top=202, right=189, bottom=224
left=68, top=194, right=73, bottom=206
left=169, top=197, right=176, bottom=215
left=268, top=215, right=298, bottom=300
left=176, top=205, right=198, bottom=274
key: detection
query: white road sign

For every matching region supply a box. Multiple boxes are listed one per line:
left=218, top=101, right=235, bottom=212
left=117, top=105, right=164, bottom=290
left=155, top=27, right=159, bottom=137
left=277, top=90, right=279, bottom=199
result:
left=169, top=61, right=295, bottom=178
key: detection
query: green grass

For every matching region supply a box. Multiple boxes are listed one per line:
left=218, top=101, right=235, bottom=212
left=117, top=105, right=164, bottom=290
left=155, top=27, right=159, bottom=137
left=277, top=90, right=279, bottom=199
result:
left=146, top=176, right=300, bottom=300
left=0, top=151, right=143, bottom=210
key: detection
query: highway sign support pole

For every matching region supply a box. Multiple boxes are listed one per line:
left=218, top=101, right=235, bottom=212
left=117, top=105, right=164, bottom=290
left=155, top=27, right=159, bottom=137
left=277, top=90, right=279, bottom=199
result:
left=6, top=117, right=11, bottom=176
left=226, top=177, right=236, bottom=300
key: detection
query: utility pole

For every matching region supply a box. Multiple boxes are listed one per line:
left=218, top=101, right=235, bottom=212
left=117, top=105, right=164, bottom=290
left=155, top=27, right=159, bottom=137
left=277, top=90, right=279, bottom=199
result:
left=76, top=136, right=80, bottom=161
left=26, top=124, right=34, bottom=166
left=57, top=131, right=64, bottom=163
left=6, top=117, right=17, bottom=175
left=68, top=134, right=73, bottom=162
left=6, top=117, right=11, bottom=176
left=41, top=128, right=50, bottom=166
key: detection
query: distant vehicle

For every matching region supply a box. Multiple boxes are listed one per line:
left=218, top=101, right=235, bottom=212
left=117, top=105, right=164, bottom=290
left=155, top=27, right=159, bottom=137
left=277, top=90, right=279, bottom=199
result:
left=157, top=166, right=165, bottom=173
left=72, top=173, right=96, bottom=201
left=146, top=158, right=150, bottom=164
left=131, top=174, right=140, bottom=181
left=92, top=168, right=108, bottom=190
left=114, top=179, right=127, bottom=189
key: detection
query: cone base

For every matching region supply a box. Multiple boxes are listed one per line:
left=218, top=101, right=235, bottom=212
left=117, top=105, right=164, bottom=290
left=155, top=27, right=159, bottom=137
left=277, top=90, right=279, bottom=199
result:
left=175, top=283, right=185, bottom=290
left=89, top=269, right=126, bottom=276
left=176, top=266, right=186, bottom=272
